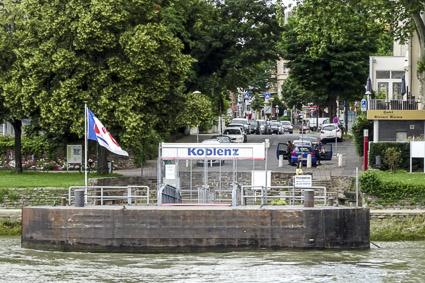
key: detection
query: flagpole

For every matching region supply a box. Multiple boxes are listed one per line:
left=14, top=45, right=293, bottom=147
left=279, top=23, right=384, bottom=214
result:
left=84, top=101, right=88, bottom=204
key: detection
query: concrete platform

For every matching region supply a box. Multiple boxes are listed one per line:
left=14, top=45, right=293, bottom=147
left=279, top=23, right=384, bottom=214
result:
left=21, top=206, right=370, bottom=252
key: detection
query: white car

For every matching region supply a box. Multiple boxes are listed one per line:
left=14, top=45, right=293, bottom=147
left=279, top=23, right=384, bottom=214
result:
left=223, top=127, right=245, bottom=143
left=320, top=123, right=342, bottom=142
left=231, top=118, right=251, bottom=134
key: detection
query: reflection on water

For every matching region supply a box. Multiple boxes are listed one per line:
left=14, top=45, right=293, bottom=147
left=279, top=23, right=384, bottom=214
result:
left=1, top=237, right=424, bottom=282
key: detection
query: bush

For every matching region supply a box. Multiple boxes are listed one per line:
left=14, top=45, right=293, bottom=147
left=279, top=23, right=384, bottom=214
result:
left=369, top=142, right=422, bottom=171
left=351, top=113, right=373, bottom=157
left=383, top=147, right=401, bottom=172
left=359, top=170, right=425, bottom=203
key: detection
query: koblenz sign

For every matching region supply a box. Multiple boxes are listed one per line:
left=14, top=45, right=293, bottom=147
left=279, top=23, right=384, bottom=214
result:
left=161, top=143, right=266, bottom=160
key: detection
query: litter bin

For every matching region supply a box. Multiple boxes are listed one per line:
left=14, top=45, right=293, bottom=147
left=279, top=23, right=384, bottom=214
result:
left=375, top=155, right=381, bottom=169
left=107, top=161, right=113, bottom=173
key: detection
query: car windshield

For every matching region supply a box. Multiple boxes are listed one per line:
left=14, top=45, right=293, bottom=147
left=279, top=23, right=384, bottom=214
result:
left=271, top=122, right=279, bottom=126
left=295, top=146, right=312, bottom=152
left=282, top=121, right=291, bottom=125
left=232, top=119, right=248, bottom=125
left=258, top=120, right=265, bottom=125
left=214, top=136, right=231, bottom=143
left=224, top=129, right=241, bottom=135
left=250, top=121, right=257, bottom=126
left=323, top=125, right=336, bottom=131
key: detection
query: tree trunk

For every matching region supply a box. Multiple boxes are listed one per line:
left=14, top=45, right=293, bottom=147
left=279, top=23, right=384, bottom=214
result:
left=97, top=145, right=109, bottom=174
left=11, top=119, right=22, bottom=173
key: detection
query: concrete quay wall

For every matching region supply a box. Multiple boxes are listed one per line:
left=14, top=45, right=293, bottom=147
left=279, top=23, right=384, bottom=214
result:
left=21, top=206, right=370, bottom=252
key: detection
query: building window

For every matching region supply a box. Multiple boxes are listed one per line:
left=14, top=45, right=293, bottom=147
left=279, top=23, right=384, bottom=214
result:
left=393, top=82, right=402, bottom=100
left=396, top=131, right=407, bottom=142
left=378, top=82, right=389, bottom=98
left=376, top=71, right=390, bottom=79
left=391, top=71, right=404, bottom=79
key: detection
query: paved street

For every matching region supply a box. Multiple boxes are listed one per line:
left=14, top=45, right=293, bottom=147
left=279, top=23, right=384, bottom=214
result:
left=117, top=131, right=365, bottom=178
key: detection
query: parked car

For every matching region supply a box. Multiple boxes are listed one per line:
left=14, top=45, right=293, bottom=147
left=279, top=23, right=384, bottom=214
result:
left=276, top=142, right=333, bottom=162
left=211, top=135, right=231, bottom=143
left=297, top=136, right=319, bottom=146
left=280, top=121, right=293, bottom=134
left=320, top=123, right=342, bottom=142
left=289, top=145, right=317, bottom=166
left=227, top=124, right=247, bottom=142
left=257, top=119, right=269, bottom=134
left=223, top=128, right=244, bottom=143
left=231, top=118, right=251, bottom=134
left=309, top=118, right=329, bottom=131
left=196, top=139, right=225, bottom=166
left=270, top=121, right=282, bottom=134
left=292, top=139, right=312, bottom=147
left=249, top=120, right=259, bottom=134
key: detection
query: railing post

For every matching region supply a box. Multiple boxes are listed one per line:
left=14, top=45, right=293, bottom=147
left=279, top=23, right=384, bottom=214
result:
left=127, top=186, right=132, bottom=205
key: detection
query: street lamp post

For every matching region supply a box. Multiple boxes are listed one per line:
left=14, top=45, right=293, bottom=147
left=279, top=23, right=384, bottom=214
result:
left=276, top=105, right=279, bottom=120
left=193, top=91, right=202, bottom=143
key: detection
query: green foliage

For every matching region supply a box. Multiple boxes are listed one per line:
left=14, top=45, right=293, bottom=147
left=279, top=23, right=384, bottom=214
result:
left=271, top=199, right=287, bottom=205
left=351, top=113, right=372, bottom=157
left=368, top=143, right=421, bottom=171
left=176, top=92, right=213, bottom=129
left=0, top=219, right=21, bottom=236
left=359, top=170, right=425, bottom=204
left=383, top=147, right=401, bottom=172
left=0, top=137, right=14, bottom=157
left=371, top=216, right=425, bottom=241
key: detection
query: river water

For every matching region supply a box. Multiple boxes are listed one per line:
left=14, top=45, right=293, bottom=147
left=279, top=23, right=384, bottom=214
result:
left=1, top=237, right=424, bottom=282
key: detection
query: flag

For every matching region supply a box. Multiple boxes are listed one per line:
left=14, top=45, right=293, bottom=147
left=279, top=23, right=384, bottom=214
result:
left=87, top=109, right=129, bottom=157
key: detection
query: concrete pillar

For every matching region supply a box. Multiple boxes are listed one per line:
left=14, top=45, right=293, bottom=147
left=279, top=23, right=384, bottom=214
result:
left=327, top=197, right=334, bottom=206
left=338, top=153, right=343, bottom=167
left=304, top=189, right=314, bottom=207
left=61, top=197, right=67, bottom=206
left=373, top=120, right=379, bottom=142
left=307, top=154, right=312, bottom=168
left=278, top=155, right=284, bottom=167
left=75, top=189, right=85, bottom=207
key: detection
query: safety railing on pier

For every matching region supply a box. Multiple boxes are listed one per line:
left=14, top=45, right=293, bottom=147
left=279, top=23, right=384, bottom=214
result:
left=239, top=185, right=327, bottom=206
left=68, top=185, right=150, bottom=206
left=368, top=99, right=419, bottom=110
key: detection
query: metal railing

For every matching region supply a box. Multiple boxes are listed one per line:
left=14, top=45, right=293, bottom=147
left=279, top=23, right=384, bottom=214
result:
left=240, top=185, right=327, bottom=206
left=68, top=185, right=150, bottom=206
left=368, top=99, right=419, bottom=110
left=198, top=186, right=215, bottom=203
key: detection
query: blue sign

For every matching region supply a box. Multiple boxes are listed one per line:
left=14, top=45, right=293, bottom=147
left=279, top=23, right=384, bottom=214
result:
left=244, top=93, right=250, bottom=99
left=265, top=93, right=271, bottom=99
left=284, top=110, right=287, bottom=116
left=333, top=117, right=339, bottom=124
left=361, top=99, right=367, bottom=111
left=188, top=147, right=239, bottom=157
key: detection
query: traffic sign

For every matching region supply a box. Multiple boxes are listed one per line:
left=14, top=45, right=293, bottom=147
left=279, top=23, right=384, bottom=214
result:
left=333, top=117, right=339, bottom=124
left=244, top=93, right=250, bottom=99
left=264, top=93, right=271, bottom=99
left=284, top=110, right=287, bottom=116
left=361, top=99, right=367, bottom=111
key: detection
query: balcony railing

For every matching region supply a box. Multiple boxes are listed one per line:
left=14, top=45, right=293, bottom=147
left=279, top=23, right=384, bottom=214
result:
left=368, top=99, right=419, bottom=110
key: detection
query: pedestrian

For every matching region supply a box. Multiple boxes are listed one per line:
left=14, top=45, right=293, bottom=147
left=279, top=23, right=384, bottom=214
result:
left=314, top=140, right=322, bottom=165
left=287, top=141, right=294, bottom=165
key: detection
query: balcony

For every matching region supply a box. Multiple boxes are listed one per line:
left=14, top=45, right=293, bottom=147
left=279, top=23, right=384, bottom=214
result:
left=368, top=99, right=419, bottom=110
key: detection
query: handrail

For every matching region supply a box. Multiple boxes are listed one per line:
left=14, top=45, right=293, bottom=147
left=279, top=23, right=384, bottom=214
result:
left=240, top=185, right=327, bottom=206
left=68, top=185, right=150, bottom=206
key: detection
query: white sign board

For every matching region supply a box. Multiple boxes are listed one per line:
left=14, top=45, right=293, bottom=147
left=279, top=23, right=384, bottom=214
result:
left=251, top=170, right=271, bottom=188
left=165, top=164, right=177, bottom=179
left=410, top=141, right=425, bottom=173
left=294, top=175, right=312, bottom=187
left=67, top=145, right=82, bottom=164
left=161, top=143, right=265, bottom=160
left=410, top=141, right=425, bottom=158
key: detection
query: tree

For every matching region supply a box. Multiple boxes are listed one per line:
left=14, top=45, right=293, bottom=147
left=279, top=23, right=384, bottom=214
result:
left=3, top=0, right=193, bottom=171
left=280, top=0, right=383, bottom=119
left=164, top=0, right=282, bottom=114
left=176, top=91, right=213, bottom=132
left=0, top=0, right=28, bottom=173
left=250, top=93, right=265, bottom=119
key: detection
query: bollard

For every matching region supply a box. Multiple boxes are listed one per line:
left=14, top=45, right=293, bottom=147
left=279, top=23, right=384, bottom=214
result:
left=338, top=153, right=343, bottom=167
left=61, top=197, right=67, bottom=206
left=304, top=189, right=314, bottom=207
left=307, top=154, right=312, bottom=168
left=327, top=197, right=334, bottom=207
left=74, top=189, right=85, bottom=207
left=279, top=155, right=284, bottom=168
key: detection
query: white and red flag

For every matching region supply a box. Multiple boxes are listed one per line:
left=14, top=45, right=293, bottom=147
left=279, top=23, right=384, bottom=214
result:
left=87, top=109, right=128, bottom=156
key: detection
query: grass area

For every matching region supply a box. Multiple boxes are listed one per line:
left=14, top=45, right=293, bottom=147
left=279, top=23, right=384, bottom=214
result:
left=375, top=170, right=425, bottom=185
left=371, top=216, right=425, bottom=241
left=0, top=219, right=20, bottom=236
left=0, top=170, right=122, bottom=188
